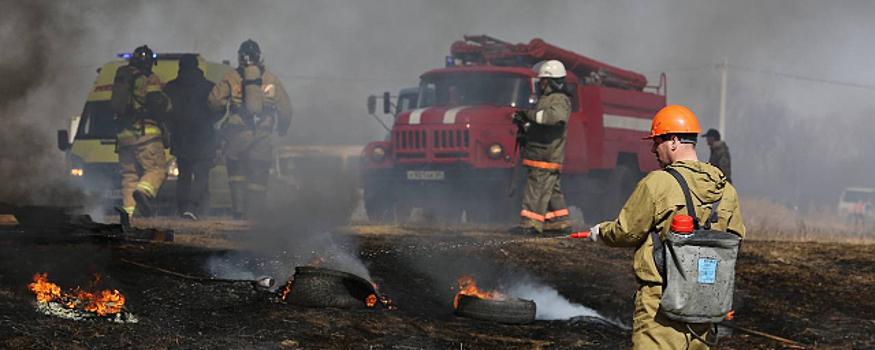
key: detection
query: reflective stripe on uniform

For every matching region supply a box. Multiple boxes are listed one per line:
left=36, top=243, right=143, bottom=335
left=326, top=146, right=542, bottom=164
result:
left=521, top=209, right=545, bottom=222
left=117, top=124, right=162, bottom=139
left=136, top=181, right=156, bottom=197
left=545, top=209, right=569, bottom=220
left=228, top=175, right=247, bottom=182
left=246, top=183, right=267, bottom=191
left=124, top=206, right=135, bottom=215
left=523, top=159, right=562, bottom=170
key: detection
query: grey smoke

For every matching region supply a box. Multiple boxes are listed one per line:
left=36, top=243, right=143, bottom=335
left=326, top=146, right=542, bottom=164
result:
left=506, top=282, right=629, bottom=329
left=6, top=1, right=874, bottom=215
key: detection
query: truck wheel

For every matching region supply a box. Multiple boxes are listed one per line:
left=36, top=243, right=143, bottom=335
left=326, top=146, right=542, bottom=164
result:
left=454, top=294, right=536, bottom=324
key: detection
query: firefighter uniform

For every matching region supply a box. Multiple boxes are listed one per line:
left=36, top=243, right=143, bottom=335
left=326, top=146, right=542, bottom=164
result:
left=208, top=42, right=292, bottom=219
left=518, top=83, right=572, bottom=233
left=110, top=46, right=170, bottom=216
left=597, top=161, right=745, bottom=349
left=590, top=106, right=746, bottom=349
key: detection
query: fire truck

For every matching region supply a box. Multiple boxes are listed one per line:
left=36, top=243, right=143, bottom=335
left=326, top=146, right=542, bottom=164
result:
left=361, top=35, right=666, bottom=223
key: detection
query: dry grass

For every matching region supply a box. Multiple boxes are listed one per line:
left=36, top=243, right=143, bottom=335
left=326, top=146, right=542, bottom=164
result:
left=741, top=197, right=875, bottom=243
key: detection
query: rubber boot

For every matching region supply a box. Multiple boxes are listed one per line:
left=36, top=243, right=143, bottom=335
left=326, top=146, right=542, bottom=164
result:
left=229, top=181, right=246, bottom=220
left=133, top=190, right=153, bottom=218
left=544, top=219, right=573, bottom=234
left=512, top=218, right=543, bottom=235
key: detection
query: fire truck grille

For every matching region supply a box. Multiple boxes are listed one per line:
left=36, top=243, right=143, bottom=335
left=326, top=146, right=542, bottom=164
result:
left=434, top=130, right=469, bottom=149
left=394, top=130, right=428, bottom=150
left=393, top=128, right=470, bottom=159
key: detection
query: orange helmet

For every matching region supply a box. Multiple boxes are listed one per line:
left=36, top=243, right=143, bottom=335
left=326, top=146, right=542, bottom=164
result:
left=645, top=105, right=701, bottom=139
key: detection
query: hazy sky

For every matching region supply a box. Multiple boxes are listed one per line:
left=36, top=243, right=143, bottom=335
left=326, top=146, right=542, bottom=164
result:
left=4, top=0, right=875, bottom=205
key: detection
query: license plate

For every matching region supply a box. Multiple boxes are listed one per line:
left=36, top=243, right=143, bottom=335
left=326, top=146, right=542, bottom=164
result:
left=407, top=170, right=445, bottom=181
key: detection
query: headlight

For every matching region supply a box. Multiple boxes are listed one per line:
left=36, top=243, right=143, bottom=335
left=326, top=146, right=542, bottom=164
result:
left=371, top=146, right=387, bottom=163
left=69, top=155, right=84, bottom=177
left=166, top=157, right=179, bottom=178
left=487, top=143, right=503, bottom=159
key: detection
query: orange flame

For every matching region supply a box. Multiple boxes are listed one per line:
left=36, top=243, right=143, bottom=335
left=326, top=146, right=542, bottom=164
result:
left=281, top=280, right=293, bottom=301
left=366, top=294, right=377, bottom=307
left=28, top=273, right=125, bottom=316
left=453, top=275, right=505, bottom=309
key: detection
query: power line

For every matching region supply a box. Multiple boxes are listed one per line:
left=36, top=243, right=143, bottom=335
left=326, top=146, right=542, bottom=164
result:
left=727, top=64, right=875, bottom=91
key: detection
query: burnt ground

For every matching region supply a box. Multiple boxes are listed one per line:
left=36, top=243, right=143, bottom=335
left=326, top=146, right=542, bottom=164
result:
left=1, top=221, right=873, bottom=350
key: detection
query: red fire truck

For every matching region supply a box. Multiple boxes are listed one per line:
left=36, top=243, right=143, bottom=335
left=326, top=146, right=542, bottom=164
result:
left=361, top=35, right=666, bottom=223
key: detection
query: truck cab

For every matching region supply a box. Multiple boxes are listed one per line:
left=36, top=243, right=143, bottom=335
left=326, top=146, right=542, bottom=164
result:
left=361, top=36, right=665, bottom=223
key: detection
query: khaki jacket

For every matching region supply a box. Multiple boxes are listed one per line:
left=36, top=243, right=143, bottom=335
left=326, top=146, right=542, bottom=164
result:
left=111, top=66, right=166, bottom=147
left=598, top=160, right=746, bottom=284
left=207, top=67, right=292, bottom=133
left=522, top=87, right=571, bottom=167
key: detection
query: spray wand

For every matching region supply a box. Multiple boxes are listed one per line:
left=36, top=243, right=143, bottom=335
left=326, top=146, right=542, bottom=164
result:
left=569, top=231, right=590, bottom=239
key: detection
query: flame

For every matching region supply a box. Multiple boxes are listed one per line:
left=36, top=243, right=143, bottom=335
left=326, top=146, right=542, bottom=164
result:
left=453, top=275, right=505, bottom=309
left=366, top=294, right=377, bottom=307
left=28, top=273, right=125, bottom=316
left=281, top=280, right=293, bottom=301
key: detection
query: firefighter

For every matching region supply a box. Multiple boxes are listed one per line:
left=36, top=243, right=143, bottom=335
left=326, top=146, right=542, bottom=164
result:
left=513, top=60, right=573, bottom=234
left=164, top=54, right=223, bottom=220
left=110, top=45, right=171, bottom=217
left=701, top=128, right=732, bottom=184
left=208, top=39, right=292, bottom=220
left=585, top=105, right=746, bottom=349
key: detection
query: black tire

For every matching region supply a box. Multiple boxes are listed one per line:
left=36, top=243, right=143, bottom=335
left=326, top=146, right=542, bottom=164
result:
left=454, top=294, right=536, bottom=324
left=286, top=266, right=376, bottom=309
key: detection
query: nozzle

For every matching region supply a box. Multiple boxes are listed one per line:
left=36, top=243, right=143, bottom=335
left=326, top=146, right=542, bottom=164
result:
left=570, top=231, right=590, bottom=239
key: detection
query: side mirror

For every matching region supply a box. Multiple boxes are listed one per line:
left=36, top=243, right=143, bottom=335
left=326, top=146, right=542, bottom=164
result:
left=383, top=91, right=391, bottom=114
left=57, top=130, right=70, bottom=151
left=367, top=95, right=377, bottom=115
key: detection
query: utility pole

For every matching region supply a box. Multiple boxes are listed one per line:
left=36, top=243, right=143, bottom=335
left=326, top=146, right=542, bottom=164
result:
left=719, top=58, right=728, bottom=140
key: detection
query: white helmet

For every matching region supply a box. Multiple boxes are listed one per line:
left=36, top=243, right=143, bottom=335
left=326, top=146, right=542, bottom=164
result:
left=536, top=60, right=566, bottom=78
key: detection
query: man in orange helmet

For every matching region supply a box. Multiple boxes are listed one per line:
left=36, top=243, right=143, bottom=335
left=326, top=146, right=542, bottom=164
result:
left=585, top=105, right=746, bottom=349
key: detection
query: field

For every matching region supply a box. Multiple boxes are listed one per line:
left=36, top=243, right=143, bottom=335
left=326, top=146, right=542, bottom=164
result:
left=1, top=210, right=873, bottom=349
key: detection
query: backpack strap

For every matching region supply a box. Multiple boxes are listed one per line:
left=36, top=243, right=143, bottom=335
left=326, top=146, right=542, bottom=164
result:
left=704, top=199, right=722, bottom=230
left=665, top=168, right=700, bottom=229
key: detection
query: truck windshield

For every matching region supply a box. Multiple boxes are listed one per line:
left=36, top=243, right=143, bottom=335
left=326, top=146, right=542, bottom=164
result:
left=417, top=73, right=531, bottom=108
left=75, top=101, right=117, bottom=140
left=843, top=190, right=874, bottom=203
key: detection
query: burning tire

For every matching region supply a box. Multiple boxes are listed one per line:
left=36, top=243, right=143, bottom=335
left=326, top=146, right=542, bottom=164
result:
left=454, top=294, right=536, bottom=324
left=284, top=266, right=377, bottom=309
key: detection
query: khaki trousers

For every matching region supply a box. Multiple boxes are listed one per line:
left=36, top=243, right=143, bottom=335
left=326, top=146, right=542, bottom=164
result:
left=119, top=140, right=166, bottom=214
left=633, top=284, right=713, bottom=350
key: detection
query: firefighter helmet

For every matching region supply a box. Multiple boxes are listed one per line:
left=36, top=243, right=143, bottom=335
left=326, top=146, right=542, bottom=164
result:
left=536, top=60, right=566, bottom=78
left=130, top=45, right=156, bottom=72
left=238, top=39, right=262, bottom=66
left=645, top=105, right=701, bottom=139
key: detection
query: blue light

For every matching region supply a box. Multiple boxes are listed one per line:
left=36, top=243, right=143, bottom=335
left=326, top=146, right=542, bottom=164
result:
left=117, top=53, right=133, bottom=59
left=152, top=53, right=158, bottom=58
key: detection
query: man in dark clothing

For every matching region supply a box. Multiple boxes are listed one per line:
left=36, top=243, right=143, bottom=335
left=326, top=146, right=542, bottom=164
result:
left=164, top=54, right=223, bottom=220
left=701, top=128, right=732, bottom=184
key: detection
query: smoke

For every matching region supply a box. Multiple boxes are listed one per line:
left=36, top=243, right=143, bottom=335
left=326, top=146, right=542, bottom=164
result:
left=0, top=2, right=90, bottom=205
left=504, top=278, right=628, bottom=329
left=5, top=1, right=874, bottom=219
left=506, top=282, right=602, bottom=321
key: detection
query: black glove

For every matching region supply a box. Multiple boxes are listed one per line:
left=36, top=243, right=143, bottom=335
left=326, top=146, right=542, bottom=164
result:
left=512, top=110, right=527, bottom=125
